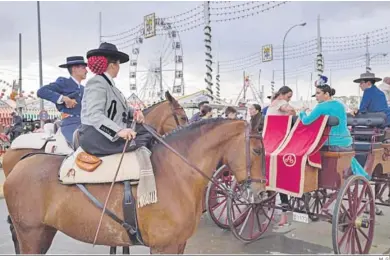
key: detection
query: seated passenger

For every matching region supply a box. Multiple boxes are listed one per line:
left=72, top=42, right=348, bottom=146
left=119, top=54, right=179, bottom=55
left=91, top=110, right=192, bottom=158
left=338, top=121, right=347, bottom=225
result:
left=267, top=86, right=296, bottom=116
left=299, top=82, right=371, bottom=180
left=352, top=72, right=390, bottom=126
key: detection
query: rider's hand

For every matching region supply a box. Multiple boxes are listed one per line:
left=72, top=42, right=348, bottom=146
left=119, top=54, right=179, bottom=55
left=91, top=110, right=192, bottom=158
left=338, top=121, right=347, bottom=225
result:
left=135, top=111, right=145, bottom=124
left=63, top=96, right=77, bottom=108
left=117, top=129, right=137, bottom=140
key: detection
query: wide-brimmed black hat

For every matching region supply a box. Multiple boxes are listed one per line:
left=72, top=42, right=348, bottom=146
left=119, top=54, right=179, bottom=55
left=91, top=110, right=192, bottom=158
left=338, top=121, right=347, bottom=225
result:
left=59, top=56, right=87, bottom=68
left=87, top=42, right=129, bottom=64
left=353, top=72, right=382, bottom=83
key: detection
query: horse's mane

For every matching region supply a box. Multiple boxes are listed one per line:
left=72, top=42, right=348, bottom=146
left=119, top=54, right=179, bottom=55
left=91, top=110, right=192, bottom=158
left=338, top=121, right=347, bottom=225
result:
left=161, top=118, right=241, bottom=142
left=142, top=100, right=168, bottom=116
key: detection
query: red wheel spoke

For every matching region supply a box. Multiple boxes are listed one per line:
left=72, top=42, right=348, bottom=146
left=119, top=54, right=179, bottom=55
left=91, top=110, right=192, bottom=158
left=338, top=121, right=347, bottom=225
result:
left=211, top=197, right=227, bottom=211
left=357, top=227, right=369, bottom=241
left=356, top=199, right=373, bottom=216
left=356, top=184, right=367, bottom=208
left=338, top=224, right=352, bottom=246
left=216, top=200, right=228, bottom=221
left=352, top=182, right=359, bottom=217
left=354, top=229, right=363, bottom=254
left=340, top=203, right=352, bottom=220
left=255, top=207, right=263, bottom=233
left=238, top=207, right=253, bottom=236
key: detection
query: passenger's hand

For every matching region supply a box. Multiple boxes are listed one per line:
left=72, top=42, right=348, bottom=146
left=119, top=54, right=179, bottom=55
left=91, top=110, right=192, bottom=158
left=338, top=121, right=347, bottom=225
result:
left=63, top=96, right=77, bottom=108
left=117, top=129, right=137, bottom=140
left=350, top=109, right=358, bottom=116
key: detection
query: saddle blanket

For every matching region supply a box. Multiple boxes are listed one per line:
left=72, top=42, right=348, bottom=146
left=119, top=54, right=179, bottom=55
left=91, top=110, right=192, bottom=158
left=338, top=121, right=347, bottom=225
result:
left=11, top=132, right=52, bottom=150
left=267, top=116, right=329, bottom=197
left=44, top=128, right=73, bottom=155
left=59, top=147, right=141, bottom=185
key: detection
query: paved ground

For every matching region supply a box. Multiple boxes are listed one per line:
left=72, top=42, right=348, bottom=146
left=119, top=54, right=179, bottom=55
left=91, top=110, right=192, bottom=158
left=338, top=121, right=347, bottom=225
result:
left=0, top=166, right=389, bottom=255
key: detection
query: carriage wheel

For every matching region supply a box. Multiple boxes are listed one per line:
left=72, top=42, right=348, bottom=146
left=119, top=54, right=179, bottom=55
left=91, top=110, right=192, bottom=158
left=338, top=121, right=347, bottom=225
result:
left=303, top=189, right=328, bottom=221
left=205, top=165, right=234, bottom=229
left=227, top=181, right=276, bottom=243
left=332, top=175, right=375, bottom=254
left=374, top=181, right=390, bottom=205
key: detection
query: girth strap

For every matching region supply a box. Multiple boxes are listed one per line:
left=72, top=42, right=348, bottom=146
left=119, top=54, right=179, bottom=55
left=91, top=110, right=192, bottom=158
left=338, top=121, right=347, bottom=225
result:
left=76, top=183, right=144, bottom=245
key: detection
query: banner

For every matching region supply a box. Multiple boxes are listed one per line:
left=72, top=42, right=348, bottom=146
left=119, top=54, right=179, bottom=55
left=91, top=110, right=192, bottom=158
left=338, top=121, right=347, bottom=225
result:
left=262, top=44, right=273, bottom=62
left=144, top=13, right=156, bottom=39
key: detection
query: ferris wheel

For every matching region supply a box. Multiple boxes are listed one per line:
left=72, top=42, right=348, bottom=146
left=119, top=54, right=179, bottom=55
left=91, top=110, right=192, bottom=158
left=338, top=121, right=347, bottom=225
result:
left=129, top=17, right=184, bottom=104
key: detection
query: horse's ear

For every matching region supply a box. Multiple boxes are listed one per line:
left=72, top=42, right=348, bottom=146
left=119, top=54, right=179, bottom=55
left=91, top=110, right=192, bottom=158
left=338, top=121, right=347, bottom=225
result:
left=165, top=91, right=174, bottom=102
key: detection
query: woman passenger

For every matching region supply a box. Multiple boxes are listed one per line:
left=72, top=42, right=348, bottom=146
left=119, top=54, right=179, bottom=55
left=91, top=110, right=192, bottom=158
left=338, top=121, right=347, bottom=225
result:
left=266, top=86, right=296, bottom=226
left=299, top=83, right=370, bottom=180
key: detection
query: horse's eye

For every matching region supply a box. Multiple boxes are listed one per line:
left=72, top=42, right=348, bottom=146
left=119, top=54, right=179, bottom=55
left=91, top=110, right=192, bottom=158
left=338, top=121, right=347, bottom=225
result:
left=253, top=148, right=262, bottom=156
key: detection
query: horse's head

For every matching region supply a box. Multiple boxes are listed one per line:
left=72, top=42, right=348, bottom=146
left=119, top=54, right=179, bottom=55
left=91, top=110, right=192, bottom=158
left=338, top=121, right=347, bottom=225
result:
left=144, top=91, right=188, bottom=135
left=222, top=120, right=267, bottom=199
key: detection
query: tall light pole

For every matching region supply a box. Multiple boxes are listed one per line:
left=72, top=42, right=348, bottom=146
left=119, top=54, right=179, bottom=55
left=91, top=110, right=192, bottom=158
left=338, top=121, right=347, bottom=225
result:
left=283, top=22, right=306, bottom=86
left=367, top=53, right=388, bottom=72
left=37, top=1, right=44, bottom=127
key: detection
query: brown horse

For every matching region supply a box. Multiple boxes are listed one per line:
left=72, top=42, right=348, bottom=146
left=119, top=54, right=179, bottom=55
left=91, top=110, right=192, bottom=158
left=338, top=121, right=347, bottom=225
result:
left=2, top=91, right=188, bottom=254
left=4, top=118, right=266, bottom=254
left=2, top=91, right=187, bottom=178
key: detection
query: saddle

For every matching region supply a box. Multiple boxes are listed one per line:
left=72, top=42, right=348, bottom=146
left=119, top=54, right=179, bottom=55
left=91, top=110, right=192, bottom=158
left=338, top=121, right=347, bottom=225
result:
left=75, top=152, right=102, bottom=172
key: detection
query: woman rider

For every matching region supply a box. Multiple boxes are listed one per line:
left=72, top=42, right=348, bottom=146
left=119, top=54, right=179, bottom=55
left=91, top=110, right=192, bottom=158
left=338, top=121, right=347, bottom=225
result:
left=78, top=42, right=151, bottom=155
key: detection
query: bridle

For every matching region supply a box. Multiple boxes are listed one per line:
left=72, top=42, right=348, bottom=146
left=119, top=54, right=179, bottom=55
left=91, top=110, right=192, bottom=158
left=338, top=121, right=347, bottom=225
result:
left=142, top=120, right=267, bottom=195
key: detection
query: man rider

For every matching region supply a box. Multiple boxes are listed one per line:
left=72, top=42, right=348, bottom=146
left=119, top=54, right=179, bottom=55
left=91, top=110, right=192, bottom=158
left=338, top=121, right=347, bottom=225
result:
left=37, top=56, right=87, bottom=144
left=189, top=100, right=210, bottom=123
left=8, top=111, right=23, bottom=141
left=352, top=72, right=390, bottom=126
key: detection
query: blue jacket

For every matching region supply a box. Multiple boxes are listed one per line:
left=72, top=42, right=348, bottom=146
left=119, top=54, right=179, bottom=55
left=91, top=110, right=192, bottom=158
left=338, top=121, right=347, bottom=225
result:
left=262, top=106, right=269, bottom=116
left=359, top=85, right=390, bottom=126
left=37, top=77, right=84, bottom=143
left=37, top=77, right=84, bottom=117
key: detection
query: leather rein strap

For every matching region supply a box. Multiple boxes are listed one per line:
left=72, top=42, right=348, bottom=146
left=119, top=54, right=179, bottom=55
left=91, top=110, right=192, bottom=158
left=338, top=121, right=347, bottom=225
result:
left=142, top=121, right=267, bottom=189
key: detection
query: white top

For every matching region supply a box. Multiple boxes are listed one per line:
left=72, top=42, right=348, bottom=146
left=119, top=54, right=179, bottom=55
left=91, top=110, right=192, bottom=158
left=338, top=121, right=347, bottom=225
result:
left=266, top=100, right=290, bottom=115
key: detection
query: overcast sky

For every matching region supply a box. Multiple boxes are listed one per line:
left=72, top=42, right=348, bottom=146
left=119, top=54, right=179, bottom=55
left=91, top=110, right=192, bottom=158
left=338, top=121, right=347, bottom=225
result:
left=0, top=0, right=389, bottom=105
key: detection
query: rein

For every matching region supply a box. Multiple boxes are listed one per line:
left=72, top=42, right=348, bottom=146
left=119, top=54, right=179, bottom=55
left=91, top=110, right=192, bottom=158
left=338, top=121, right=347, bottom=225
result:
left=142, top=121, right=267, bottom=193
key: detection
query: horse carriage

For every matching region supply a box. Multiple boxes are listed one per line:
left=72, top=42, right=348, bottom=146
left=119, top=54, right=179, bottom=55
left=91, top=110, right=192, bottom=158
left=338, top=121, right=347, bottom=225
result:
left=205, top=112, right=390, bottom=254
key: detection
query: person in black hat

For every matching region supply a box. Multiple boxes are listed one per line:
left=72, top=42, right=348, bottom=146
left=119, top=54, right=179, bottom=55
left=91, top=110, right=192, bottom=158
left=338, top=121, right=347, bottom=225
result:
left=37, top=56, right=87, bottom=144
left=7, top=111, right=23, bottom=142
left=352, top=72, right=390, bottom=126
left=189, top=100, right=210, bottom=123
left=78, top=42, right=149, bottom=156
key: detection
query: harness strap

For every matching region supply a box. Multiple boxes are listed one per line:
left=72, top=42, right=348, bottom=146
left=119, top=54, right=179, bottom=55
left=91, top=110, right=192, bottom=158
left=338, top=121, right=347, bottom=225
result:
left=76, top=183, right=144, bottom=245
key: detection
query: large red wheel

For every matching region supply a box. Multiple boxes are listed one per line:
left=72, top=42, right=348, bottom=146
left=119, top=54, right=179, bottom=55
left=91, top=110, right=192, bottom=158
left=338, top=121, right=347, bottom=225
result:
left=227, top=181, right=276, bottom=243
left=332, top=175, right=375, bottom=254
left=205, top=165, right=234, bottom=229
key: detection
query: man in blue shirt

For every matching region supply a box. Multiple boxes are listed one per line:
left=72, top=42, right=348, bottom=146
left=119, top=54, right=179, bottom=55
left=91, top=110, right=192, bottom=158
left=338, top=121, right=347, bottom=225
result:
left=37, top=56, right=87, bottom=144
left=352, top=72, right=390, bottom=126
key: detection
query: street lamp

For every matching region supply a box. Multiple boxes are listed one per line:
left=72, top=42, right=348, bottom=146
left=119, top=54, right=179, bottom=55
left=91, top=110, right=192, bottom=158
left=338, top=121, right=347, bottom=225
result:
left=283, top=22, right=306, bottom=86
left=367, top=53, right=388, bottom=72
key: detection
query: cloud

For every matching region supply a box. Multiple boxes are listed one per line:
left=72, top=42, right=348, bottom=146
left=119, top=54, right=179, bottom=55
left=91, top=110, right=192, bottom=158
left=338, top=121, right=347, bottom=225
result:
left=0, top=1, right=388, bottom=105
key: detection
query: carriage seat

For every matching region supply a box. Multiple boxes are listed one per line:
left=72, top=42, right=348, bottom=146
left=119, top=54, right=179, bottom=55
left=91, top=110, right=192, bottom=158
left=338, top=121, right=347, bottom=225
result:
left=320, top=145, right=354, bottom=152
left=291, top=115, right=339, bottom=127
left=347, top=113, right=386, bottom=142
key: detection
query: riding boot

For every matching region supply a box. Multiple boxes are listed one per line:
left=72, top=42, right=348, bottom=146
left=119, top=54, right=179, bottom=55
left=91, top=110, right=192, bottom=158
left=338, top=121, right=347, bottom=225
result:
left=135, top=146, right=157, bottom=208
